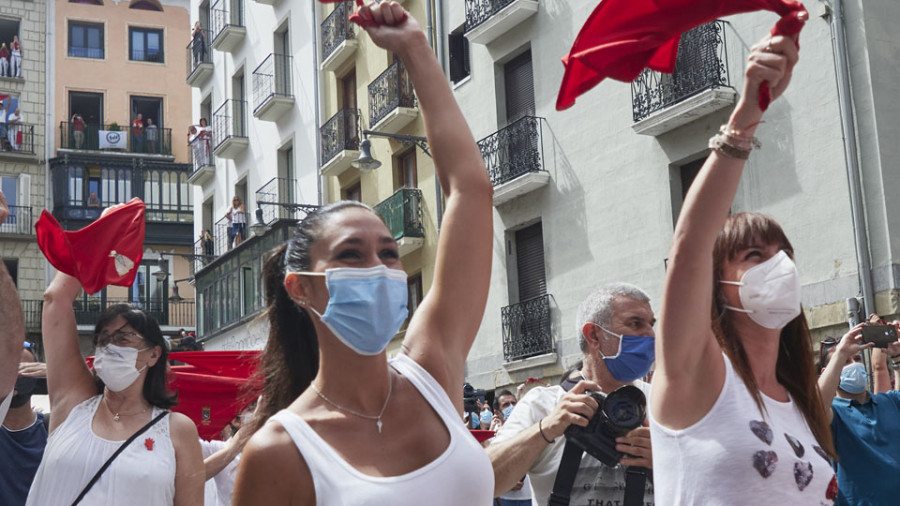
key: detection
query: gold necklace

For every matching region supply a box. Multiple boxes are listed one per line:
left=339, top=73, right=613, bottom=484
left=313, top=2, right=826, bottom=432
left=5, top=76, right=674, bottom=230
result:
left=311, top=373, right=393, bottom=434
left=103, top=395, right=149, bottom=422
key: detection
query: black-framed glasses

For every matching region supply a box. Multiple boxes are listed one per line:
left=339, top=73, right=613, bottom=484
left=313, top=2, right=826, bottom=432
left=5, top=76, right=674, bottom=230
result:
left=95, top=330, right=142, bottom=348
left=819, top=336, right=839, bottom=365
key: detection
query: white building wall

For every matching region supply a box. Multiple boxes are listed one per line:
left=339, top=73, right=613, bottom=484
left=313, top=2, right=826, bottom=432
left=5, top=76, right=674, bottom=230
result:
left=446, top=1, right=895, bottom=389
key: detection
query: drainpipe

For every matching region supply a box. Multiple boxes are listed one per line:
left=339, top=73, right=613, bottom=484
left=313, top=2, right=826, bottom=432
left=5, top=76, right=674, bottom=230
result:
left=430, top=0, right=445, bottom=228
left=312, top=0, right=325, bottom=206
left=830, top=0, right=876, bottom=316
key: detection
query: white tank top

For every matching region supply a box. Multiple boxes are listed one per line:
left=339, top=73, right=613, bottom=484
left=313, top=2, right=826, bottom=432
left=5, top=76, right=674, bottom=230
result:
left=231, top=205, right=245, bottom=224
left=270, top=354, right=495, bottom=505
left=649, top=355, right=836, bottom=505
left=26, top=396, right=176, bottom=506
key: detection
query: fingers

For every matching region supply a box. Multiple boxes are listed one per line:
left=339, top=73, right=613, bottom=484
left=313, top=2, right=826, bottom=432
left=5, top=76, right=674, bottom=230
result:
left=18, top=362, right=47, bottom=376
left=569, top=379, right=600, bottom=395
left=617, top=427, right=653, bottom=467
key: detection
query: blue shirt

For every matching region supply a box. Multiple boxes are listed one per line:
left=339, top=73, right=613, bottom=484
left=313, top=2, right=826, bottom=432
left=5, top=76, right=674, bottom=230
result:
left=831, top=392, right=900, bottom=505
left=0, top=411, right=48, bottom=505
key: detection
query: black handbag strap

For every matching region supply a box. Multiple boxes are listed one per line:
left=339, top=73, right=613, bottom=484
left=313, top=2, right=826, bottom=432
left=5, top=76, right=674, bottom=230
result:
left=71, top=410, right=168, bottom=506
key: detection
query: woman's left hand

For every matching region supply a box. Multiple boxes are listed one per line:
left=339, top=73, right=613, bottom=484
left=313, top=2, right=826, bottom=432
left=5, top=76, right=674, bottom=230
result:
left=357, top=1, right=425, bottom=58
left=18, top=362, right=47, bottom=377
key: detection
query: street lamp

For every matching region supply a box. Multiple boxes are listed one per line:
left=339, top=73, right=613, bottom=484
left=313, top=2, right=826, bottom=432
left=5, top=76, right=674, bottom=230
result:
left=168, top=278, right=191, bottom=302
left=251, top=201, right=321, bottom=236
left=351, top=129, right=432, bottom=171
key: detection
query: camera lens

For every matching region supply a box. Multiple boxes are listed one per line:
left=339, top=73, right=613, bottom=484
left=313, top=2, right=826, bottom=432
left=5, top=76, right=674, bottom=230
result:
left=601, top=385, right=646, bottom=432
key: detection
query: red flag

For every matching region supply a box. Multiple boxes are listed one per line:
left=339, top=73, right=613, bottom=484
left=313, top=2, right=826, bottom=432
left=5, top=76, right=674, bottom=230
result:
left=35, top=198, right=146, bottom=294
left=556, top=0, right=808, bottom=111
left=318, top=0, right=407, bottom=28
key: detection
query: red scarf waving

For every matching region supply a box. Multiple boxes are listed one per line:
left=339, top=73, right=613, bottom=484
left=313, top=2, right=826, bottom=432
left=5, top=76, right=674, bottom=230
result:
left=36, top=198, right=146, bottom=294
left=556, top=0, right=808, bottom=111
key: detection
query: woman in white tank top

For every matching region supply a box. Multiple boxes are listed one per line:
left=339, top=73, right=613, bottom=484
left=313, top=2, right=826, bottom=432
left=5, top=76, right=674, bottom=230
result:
left=232, top=3, right=494, bottom=505
left=650, top=25, right=838, bottom=505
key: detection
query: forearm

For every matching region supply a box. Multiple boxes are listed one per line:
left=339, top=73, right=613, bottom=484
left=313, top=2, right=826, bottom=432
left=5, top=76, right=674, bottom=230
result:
left=0, top=258, right=24, bottom=396
left=817, top=353, right=846, bottom=411
left=487, top=423, right=549, bottom=497
left=872, top=349, right=891, bottom=394
left=204, top=444, right=239, bottom=480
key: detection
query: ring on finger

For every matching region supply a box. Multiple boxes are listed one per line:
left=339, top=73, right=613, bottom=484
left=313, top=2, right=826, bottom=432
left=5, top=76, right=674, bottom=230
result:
left=764, top=44, right=774, bottom=53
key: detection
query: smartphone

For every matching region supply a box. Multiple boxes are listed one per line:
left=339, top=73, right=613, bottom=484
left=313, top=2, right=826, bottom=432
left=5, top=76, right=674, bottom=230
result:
left=861, top=325, right=899, bottom=348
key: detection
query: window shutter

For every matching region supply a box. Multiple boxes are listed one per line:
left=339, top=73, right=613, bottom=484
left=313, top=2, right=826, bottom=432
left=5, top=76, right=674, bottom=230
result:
left=515, top=222, right=546, bottom=301
left=504, top=51, right=535, bottom=124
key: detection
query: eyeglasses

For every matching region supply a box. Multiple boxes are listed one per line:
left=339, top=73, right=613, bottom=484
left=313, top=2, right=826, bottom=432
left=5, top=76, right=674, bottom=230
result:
left=819, top=337, right=839, bottom=365
left=95, top=329, right=143, bottom=348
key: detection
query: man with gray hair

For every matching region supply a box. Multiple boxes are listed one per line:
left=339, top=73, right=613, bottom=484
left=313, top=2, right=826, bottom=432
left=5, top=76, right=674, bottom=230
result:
left=488, top=282, right=656, bottom=506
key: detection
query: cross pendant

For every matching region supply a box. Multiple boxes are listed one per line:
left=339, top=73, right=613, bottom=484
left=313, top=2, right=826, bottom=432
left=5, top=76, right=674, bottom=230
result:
left=114, top=413, right=120, bottom=422
left=376, top=418, right=383, bottom=434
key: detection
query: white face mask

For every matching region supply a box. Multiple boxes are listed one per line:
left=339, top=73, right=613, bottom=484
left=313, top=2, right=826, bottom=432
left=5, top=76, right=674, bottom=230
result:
left=93, top=344, right=149, bottom=392
left=720, top=250, right=802, bottom=329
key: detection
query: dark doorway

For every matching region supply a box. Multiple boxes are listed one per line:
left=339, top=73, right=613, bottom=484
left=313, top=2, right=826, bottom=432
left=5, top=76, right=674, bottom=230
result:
left=131, top=96, right=163, bottom=129
left=69, top=91, right=103, bottom=126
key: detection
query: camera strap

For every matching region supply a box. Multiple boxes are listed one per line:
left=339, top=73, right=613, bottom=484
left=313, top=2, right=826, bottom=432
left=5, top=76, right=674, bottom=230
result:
left=547, top=440, right=585, bottom=506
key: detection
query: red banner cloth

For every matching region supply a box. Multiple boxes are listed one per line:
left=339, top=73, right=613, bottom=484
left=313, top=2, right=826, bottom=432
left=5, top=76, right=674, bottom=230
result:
left=35, top=198, right=146, bottom=294
left=318, top=0, right=407, bottom=28
left=556, top=0, right=808, bottom=111
left=169, top=351, right=261, bottom=379
left=470, top=429, right=495, bottom=443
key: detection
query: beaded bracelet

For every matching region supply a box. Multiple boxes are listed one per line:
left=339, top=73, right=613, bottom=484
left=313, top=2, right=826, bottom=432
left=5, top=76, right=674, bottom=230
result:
left=709, top=134, right=750, bottom=160
left=719, top=125, right=762, bottom=151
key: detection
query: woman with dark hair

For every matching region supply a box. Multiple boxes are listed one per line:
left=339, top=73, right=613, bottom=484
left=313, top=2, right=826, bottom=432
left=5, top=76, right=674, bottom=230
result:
left=232, top=2, right=494, bottom=504
left=26, top=272, right=203, bottom=505
left=649, top=29, right=837, bottom=504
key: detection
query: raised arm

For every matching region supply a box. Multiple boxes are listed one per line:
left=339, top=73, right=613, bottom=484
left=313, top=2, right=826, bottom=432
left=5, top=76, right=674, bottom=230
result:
left=871, top=321, right=900, bottom=394
left=653, top=35, right=799, bottom=426
left=359, top=2, right=493, bottom=398
left=0, top=191, right=24, bottom=405
left=42, top=272, right=99, bottom=431
left=817, top=324, right=869, bottom=423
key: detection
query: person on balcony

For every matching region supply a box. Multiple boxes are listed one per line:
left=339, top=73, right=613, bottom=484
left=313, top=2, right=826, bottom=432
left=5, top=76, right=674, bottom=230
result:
left=132, top=113, right=144, bottom=153
left=72, top=114, right=86, bottom=149
left=10, top=36, right=21, bottom=78
left=232, top=3, right=495, bottom=504
left=7, top=107, right=21, bottom=151
left=87, top=192, right=101, bottom=208
left=191, top=22, right=207, bottom=68
left=0, top=43, right=9, bottom=77
left=146, top=118, right=158, bottom=154
left=224, top=196, right=246, bottom=248
left=27, top=272, right=204, bottom=505
left=0, top=100, right=8, bottom=150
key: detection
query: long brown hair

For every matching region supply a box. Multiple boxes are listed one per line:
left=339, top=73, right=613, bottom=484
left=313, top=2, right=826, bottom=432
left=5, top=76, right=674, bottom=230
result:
left=711, top=212, right=836, bottom=459
left=243, top=201, right=377, bottom=436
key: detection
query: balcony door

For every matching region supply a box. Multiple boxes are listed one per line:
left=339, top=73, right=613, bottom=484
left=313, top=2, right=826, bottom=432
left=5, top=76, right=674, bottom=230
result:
left=504, top=50, right=535, bottom=125
left=514, top=222, right=546, bottom=303
left=132, top=96, right=163, bottom=130
left=69, top=91, right=103, bottom=126
left=130, top=261, right=168, bottom=318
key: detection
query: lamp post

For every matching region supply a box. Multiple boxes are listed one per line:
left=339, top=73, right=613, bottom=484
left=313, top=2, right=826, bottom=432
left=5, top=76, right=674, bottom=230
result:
left=351, top=129, right=431, bottom=171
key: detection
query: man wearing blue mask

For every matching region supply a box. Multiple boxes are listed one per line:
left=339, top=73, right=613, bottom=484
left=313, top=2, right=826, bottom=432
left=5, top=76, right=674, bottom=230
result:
left=818, top=321, right=900, bottom=506
left=488, top=283, right=655, bottom=506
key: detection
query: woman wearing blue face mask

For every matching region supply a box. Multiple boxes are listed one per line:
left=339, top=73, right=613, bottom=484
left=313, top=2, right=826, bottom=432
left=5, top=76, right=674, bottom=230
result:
left=232, top=3, right=494, bottom=505
left=28, top=275, right=204, bottom=505
left=649, top=31, right=839, bottom=504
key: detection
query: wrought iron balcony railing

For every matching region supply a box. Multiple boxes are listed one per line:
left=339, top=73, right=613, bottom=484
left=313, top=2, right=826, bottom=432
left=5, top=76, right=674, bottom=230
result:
left=188, top=133, right=214, bottom=174
left=1, top=123, right=35, bottom=155
left=186, top=29, right=212, bottom=78
left=368, top=60, right=416, bottom=127
left=59, top=121, right=173, bottom=155
left=477, top=116, right=545, bottom=187
left=502, top=293, right=552, bottom=362
left=465, top=0, right=520, bottom=32
left=213, top=212, right=248, bottom=256
left=374, top=187, right=425, bottom=241
left=0, top=205, right=33, bottom=235
left=210, top=0, right=244, bottom=41
left=73, top=298, right=196, bottom=328
left=631, top=20, right=730, bottom=122
left=213, top=99, right=248, bottom=150
left=255, top=177, right=300, bottom=224
left=194, top=237, right=216, bottom=273
left=252, top=53, right=293, bottom=112
left=320, top=108, right=360, bottom=164
left=21, top=300, right=42, bottom=333
left=321, top=1, right=356, bottom=63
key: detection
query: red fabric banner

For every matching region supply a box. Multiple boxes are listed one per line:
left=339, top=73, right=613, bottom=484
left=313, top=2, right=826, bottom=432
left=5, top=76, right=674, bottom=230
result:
left=35, top=198, right=146, bottom=294
left=556, top=0, right=808, bottom=111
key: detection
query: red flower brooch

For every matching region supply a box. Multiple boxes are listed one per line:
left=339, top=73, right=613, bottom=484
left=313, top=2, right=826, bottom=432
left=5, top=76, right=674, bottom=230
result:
left=826, top=475, right=838, bottom=500
left=144, top=438, right=155, bottom=451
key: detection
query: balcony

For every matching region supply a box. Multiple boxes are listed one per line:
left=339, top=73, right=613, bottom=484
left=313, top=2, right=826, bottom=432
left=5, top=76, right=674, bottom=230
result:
left=21, top=300, right=42, bottom=334
left=632, top=21, right=735, bottom=136
left=212, top=99, right=249, bottom=159
left=255, top=177, right=300, bottom=224
left=321, top=1, right=357, bottom=73
left=59, top=122, right=173, bottom=157
left=502, top=294, right=553, bottom=362
left=186, top=29, right=213, bottom=87
left=374, top=187, right=424, bottom=256
left=477, top=116, right=549, bottom=206
left=73, top=298, right=196, bottom=329
left=0, top=123, right=36, bottom=159
left=465, top=0, right=539, bottom=45
left=187, top=134, right=215, bottom=185
left=210, top=0, right=246, bottom=53
left=368, top=60, right=417, bottom=134
left=0, top=205, right=33, bottom=236
left=320, top=108, right=360, bottom=178
left=252, top=54, right=294, bottom=122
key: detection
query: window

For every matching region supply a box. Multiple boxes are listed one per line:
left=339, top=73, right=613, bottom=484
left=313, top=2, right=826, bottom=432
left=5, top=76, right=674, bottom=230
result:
left=339, top=70, right=357, bottom=110
left=342, top=181, right=361, bottom=202
left=407, top=273, right=423, bottom=317
left=68, top=22, right=104, bottom=59
left=396, top=150, right=417, bottom=189
left=130, top=27, right=164, bottom=62
left=449, top=27, right=470, bottom=84
left=504, top=50, right=535, bottom=124
left=671, top=157, right=706, bottom=228
left=2, top=259, right=17, bottom=286
left=514, top=222, right=546, bottom=302
left=129, top=0, right=162, bottom=10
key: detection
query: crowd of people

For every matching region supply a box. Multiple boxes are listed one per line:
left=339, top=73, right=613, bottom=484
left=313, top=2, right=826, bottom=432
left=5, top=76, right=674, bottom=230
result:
left=1, top=2, right=897, bottom=505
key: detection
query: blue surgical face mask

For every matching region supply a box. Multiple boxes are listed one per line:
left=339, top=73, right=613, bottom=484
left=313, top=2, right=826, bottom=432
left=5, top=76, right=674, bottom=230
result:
left=502, top=405, right=515, bottom=420
left=840, top=362, right=867, bottom=394
left=480, top=410, right=492, bottom=425
left=597, top=325, right=655, bottom=383
left=470, top=414, right=480, bottom=429
left=296, top=266, right=409, bottom=356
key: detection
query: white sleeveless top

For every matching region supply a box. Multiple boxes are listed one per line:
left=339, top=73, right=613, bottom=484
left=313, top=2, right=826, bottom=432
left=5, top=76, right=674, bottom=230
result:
left=270, top=353, right=495, bottom=505
left=230, top=205, right=245, bottom=224
left=26, top=396, right=176, bottom=506
left=649, top=355, right=835, bottom=505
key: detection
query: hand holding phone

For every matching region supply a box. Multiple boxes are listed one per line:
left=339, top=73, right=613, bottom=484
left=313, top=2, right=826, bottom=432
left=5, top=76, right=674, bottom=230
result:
left=861, top=324, right=899, bottom=348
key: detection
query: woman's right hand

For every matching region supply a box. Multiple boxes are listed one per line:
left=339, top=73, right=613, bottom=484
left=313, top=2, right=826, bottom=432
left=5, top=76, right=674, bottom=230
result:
left=357, top=1, right=426, bottom=58
left=731, top=34, right=800, bottom=128
left=834, top=323, right=872, bottom=362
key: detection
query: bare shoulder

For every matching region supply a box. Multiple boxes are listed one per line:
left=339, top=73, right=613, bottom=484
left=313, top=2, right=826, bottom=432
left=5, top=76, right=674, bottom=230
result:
left=234, top=421, right=314, bottom=505
left=168, top=411, right=200, bottom=441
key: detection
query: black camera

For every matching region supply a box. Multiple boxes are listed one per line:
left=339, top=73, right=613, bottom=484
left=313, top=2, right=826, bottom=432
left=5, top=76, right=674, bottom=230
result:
left=463, top=383, right=485, bottom=414
left=564, top=385, right=646, bottom=467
